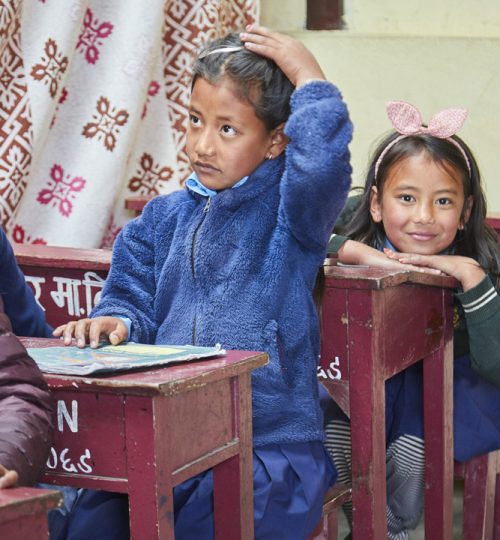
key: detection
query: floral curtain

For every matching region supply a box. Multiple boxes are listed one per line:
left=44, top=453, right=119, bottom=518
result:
left=0, top=0, right=258, bottom=248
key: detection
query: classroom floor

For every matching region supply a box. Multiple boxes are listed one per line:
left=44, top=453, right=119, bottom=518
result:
left=336, top=480, right=464, bottom=539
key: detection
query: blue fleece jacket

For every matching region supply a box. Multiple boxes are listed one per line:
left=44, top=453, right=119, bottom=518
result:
left=92, top=81, right=352, bottom=445
left=0, top=227, right=52, bottom=337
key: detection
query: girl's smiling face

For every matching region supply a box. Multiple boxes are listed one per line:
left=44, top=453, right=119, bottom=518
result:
left=186, top=77, right=286, bottom=191
left=370, top=151, right=472, bottom=255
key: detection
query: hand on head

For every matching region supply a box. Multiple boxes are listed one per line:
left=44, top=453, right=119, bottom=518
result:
left=240, top=25, right=326, bottom=87
left=0, top=464, right=19, bottom=489
left=53, top=316, right=128, bottom=348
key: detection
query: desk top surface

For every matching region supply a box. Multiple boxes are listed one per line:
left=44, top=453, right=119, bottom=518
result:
left=324, top=262, right=458, bottom=290
left=20, top=338, right=268, bottom=396
left=14, top=243, right=112, bottom=270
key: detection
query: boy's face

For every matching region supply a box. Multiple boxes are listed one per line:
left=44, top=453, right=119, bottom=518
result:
left=186, top=77, right=279, bottom=190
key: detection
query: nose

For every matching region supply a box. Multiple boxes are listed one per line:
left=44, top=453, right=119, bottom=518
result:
left=413, top=201, right=435, bottom=224
left=194, top=128, right=215, bottom=157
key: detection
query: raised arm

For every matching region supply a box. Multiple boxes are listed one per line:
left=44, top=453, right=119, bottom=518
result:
left=242, top=26, right=352, bottom=251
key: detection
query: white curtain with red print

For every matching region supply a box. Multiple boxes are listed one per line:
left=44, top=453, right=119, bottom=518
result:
left=0, top=0, right=258, bottom=248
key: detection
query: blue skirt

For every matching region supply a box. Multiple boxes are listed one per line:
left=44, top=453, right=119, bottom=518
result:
left=47, top=441, right=336, bottom=540
left=323, top=354, right=500, bottom=463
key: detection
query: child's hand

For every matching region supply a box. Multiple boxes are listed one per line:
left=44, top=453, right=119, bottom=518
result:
left=53, top=316, right=129, bottom=349
left=0, top=464, right=19, bottom=488
left=337, top=240, right=442, bottom=274
left=240, top=25, right=325, bottom=87
left=384, top=250, right=486, bottom=290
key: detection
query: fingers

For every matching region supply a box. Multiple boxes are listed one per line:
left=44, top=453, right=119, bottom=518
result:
left=54, top=317, right=129, bottom=349
left=0, top=466, right=19, bottom=489
left=240, top=25, right=325, bottom=87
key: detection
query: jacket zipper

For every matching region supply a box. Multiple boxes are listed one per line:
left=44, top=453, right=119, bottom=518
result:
left=191, top=196, right=212, bottom=343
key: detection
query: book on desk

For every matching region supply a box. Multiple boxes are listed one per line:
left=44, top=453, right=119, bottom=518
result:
left=27, top=342, right=225, bottom=375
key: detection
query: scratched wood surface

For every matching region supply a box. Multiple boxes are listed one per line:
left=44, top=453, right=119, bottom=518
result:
left=320, top=265, right=456, bottom=539
left=0, top=486, right=61, bottom=540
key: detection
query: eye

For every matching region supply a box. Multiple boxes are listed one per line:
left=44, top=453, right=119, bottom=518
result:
left=189, top=114, right=201, bottom=126
left=436, top=197, right=452, bottom=206
left=221, top=124, right=237, bottom=136
left=399, top=194, right=415, bottom=203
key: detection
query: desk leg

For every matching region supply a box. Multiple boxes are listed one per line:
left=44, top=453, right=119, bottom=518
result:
left=213, top=372, right=254, bottom=540
left=349, top=335, right=387, bottom=539
left=423, top=344, right=453, bottom=539
left=125, top=396, right=174, bottom=540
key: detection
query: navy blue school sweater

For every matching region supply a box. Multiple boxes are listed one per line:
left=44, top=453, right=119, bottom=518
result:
left=92, top=81, right=352, bottom=446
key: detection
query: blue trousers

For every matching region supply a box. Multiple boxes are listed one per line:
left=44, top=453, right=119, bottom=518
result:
left=47, top=441, right=336, bottom=540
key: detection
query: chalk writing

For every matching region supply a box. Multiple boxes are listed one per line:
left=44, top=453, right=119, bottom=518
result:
left=25, top=275, right=46, bottom=310
left=57, top=399, right=78, bottom=433
left=317, top=357, right=342, bottom=380
left=25, top=271, right=104, bottom=319
left=46, top=447, right=93, bottom=474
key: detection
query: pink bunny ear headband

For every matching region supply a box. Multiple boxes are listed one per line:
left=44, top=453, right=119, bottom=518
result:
left=374, top=101, right=471, bottom=180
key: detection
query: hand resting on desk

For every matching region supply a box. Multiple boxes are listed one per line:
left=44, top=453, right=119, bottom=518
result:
left=337, top=239, right=442, bottom=274
left=53, top=316, right=128, bottom=349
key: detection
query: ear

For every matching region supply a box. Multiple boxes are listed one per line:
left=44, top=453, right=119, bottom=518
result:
left=266, top=123, right=288, bottom=159
left=369, top=186, right=383, bottom=223
left=459, top=195, right=473, bottom=230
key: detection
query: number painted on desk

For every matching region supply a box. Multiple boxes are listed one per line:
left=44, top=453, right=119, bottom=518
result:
left=46, top=447, right=94, bottom=474
left=317, top=357, right=342, bottom=380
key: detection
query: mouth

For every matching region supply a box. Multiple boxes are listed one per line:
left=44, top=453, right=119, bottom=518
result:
left=194, top=161, right=220, bottom=175
left=408, top=232, right=437, bottom=242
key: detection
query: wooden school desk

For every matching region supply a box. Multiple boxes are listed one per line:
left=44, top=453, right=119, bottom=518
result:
left=21, top=338, right=268, bottom=540
left=14, top=243, right=111, bottom=328
left=319, top=264, right=456, bottom=539
left=0, top=486, right=62, bottom=539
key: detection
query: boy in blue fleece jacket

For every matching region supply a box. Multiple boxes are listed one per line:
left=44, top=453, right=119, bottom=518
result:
left=54, top=26, right=352, bottom=540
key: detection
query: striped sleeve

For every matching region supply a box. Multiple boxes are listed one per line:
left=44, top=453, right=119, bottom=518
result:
left=456, top=274, right=500, bottom=323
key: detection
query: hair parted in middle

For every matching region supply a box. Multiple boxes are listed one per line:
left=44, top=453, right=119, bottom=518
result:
left=191, top=32, right=294, bottom=131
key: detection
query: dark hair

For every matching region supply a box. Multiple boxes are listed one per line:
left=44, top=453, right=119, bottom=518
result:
left=340, top=132, right=500, bottom=283
left=191, top=32, right=294, bottom=131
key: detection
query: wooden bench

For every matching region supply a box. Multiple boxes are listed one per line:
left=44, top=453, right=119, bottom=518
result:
left=0, top=486, right=62, bottom=539
left=14, top=244, right=111, bottom=328
left=308, top=483, right=352, bottom=540
left=319, top=263, right=456, bottom=539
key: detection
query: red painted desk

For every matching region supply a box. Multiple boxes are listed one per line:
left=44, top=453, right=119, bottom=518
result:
left=0, top=486, right=62, bottom=539
left=14, top=244, right=111, bottom=328
left=319, top=264, right=456, bottom=539
left=21, top=338, right=268, bottom=540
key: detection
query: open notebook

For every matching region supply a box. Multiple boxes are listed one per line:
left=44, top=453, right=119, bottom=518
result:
left=27, top=342, right=225, bottom=376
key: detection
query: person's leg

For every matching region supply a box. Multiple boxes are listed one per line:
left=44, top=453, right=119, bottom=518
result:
left=46, top=488, right=130, bottom=540
left=173, top=442, right=336, bottom=540
left=324, top=417, right=353, bottom=526
left=325, top=420, right=425, bottom=540
left=385, top=435, right=425, bottom=540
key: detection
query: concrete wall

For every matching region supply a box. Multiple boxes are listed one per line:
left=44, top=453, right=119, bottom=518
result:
left=260, top=1, right=500, bottom=212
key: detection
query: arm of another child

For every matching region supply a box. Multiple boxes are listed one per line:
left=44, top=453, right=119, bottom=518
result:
left=384, top=251, right=484, bottom=289
left=333, top=236, right=442, bottom=274
left=0, top=310, right=52, bottom=487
